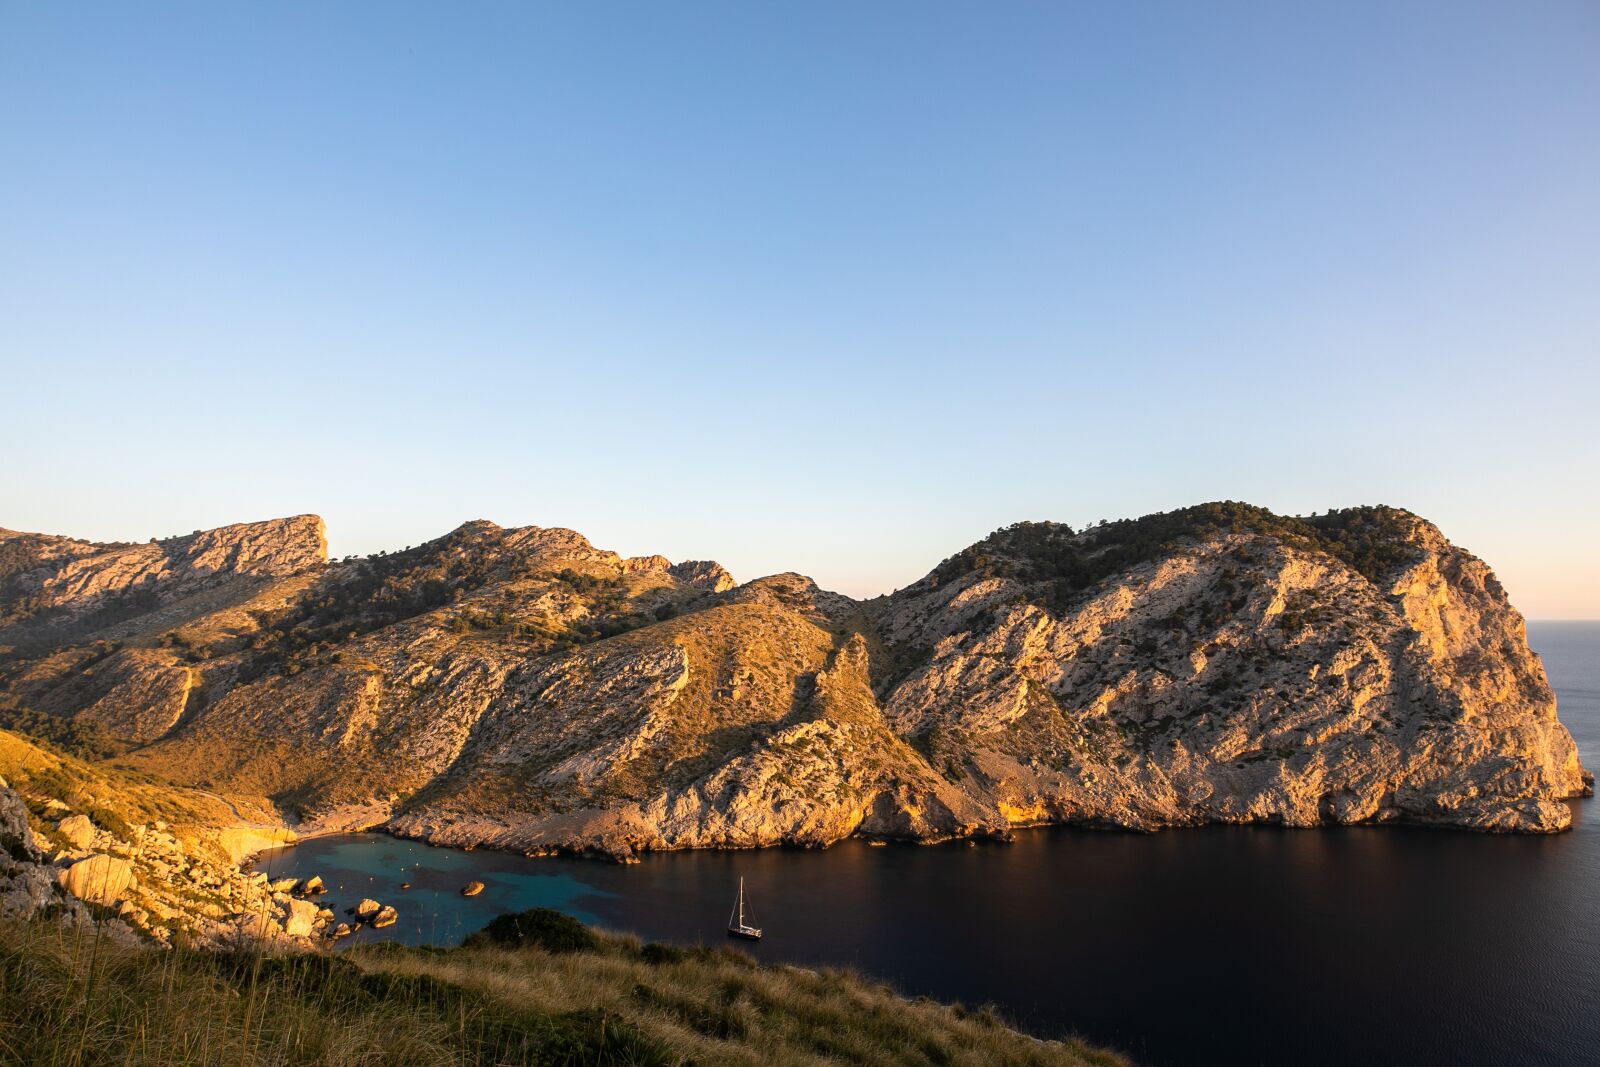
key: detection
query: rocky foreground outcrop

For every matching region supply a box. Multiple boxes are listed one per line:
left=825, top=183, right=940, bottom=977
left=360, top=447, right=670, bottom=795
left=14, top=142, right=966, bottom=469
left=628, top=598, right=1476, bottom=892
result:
left=0, top=503, right=1589, bottom=865
left=0, top=733, right=368, bottom=948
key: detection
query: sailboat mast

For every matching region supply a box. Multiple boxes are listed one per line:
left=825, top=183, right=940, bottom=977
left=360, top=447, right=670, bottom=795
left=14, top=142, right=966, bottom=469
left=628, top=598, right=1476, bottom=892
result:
left=725, top=875, right=761, bottom=940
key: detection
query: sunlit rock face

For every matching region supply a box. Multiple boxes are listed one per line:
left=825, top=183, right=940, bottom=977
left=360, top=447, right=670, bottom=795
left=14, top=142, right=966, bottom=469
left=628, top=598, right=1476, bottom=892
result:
left=0, top=515, right=328, bottom=668
left=0, top=504, right=1588, bottom=858
left=875, top=508, right=1588, bottom=836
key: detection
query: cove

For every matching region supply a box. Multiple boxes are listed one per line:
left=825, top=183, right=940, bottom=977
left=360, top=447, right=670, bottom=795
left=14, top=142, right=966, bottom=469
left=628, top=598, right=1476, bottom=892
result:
left=256, top=622, right=1600, bottom=1067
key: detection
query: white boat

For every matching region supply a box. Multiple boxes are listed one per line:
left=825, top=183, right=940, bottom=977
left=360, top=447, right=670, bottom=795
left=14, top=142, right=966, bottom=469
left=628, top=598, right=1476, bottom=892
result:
left=727, top=876, right=762, bottom=940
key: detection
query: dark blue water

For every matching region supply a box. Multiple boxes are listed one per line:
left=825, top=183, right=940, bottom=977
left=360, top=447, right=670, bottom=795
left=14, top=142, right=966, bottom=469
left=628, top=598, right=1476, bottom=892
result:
left=258, top=621, right=1600, bottom=1067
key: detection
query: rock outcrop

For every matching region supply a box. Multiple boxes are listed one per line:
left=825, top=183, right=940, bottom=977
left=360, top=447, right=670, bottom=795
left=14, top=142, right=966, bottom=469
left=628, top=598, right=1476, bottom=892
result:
left=872, top=508, right=1590, bottom=835
left=0, top=504, right=1589, bottom=864
left=0, top=776, right=37, bottom=862
left=0, top=516, right=325, bottom=653
left=0, top=730, right=345, bottom=947
left=668, top=560, right=738, bottom=593
left=1, top=776, right=89, bottom=927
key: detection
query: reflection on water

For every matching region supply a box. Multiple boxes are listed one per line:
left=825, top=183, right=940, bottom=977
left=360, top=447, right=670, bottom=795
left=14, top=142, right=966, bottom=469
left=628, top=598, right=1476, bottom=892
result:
left=259, top=622, right=1600, bottom=1067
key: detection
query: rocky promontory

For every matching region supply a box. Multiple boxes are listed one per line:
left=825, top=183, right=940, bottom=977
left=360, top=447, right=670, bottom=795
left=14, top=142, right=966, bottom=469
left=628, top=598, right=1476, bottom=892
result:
left=0, top=503, right=1588, bottom=878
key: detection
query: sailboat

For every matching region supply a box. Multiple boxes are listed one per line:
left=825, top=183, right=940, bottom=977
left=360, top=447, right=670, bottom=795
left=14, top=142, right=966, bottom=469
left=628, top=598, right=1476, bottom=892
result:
left=727, top=877, right=762, bottom=940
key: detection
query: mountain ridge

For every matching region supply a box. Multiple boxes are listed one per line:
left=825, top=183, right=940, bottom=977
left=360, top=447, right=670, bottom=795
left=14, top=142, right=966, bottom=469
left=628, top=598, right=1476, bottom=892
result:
left=0, top=503, right=1589, bottom=863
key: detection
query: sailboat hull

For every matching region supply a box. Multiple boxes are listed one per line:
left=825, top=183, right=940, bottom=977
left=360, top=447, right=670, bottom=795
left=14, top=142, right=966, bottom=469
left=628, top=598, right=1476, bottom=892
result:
left=727, top=925, right=763, bottom=941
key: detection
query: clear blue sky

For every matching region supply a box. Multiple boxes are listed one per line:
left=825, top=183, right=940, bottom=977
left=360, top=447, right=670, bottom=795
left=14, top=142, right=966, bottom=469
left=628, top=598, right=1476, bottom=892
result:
left=2, top=3, right=1596, bottom=616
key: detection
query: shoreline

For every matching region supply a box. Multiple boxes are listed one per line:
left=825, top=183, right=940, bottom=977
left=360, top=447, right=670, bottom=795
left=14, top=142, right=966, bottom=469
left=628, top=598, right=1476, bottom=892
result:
left=259, top=787, right=1597, bottom=874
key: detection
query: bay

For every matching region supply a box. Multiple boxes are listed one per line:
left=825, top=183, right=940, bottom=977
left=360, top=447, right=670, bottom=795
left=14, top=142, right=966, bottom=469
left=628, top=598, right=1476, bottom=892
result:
left=258, top=621, right=1600, bottom=1066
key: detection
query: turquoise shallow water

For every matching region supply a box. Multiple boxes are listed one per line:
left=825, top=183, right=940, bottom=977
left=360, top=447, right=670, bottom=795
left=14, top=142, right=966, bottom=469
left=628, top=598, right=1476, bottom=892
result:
left=254, top=833, right=612, bottom=944
left=258, top=621, right=1600, bottom=1067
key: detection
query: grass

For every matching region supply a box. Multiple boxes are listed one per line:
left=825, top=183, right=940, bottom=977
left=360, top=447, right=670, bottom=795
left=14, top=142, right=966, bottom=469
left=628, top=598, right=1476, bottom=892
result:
left=0, top=912, right=1127, bottom=1067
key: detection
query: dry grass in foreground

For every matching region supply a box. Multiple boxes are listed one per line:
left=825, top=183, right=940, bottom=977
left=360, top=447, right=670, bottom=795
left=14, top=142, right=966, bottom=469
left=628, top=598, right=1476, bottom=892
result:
left=0, top=910, right=1127, bottom=1067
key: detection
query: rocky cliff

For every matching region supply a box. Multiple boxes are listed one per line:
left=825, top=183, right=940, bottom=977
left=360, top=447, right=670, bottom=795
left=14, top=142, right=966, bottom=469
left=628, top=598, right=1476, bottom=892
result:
left=0, top=515, right=326, bottom=651
left=0, top=503, right=1589, bottom=869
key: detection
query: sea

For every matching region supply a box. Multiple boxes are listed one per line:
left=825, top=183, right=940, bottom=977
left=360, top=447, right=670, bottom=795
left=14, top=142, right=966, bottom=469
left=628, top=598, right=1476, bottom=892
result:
left=257, top=620, right=1600, bottom=1066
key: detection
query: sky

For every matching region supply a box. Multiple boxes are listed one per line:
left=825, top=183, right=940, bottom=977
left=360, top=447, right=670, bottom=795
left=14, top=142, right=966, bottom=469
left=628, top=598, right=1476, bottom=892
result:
left=1, top=3, right=1596, bottom=617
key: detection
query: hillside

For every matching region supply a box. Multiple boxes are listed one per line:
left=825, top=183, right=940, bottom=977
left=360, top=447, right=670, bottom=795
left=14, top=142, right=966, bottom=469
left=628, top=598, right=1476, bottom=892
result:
left=0, top=728, right=297, bottom=946
left=0, top=909, right=1123, bottom=1066
left=1, top=741, right=1125, bottom=1064
left=0, top=503, right=1589, bottom=866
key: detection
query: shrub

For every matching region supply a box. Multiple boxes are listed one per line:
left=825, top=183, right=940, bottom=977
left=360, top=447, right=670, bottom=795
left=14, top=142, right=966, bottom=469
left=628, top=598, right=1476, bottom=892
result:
left=467, top=907, right=597, bottom=954
left=931, top=502, right=1423, bottom=614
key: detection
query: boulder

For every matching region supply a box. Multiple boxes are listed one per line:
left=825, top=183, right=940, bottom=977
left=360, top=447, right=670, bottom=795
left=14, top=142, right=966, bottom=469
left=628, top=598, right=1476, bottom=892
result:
left=355, top=898, right=381, bottom=919
left=300, top=875, right=324, bottom=895
left=269, top=877, right=299, bottom=893
left=57, top=855, right=135, bottom=906
left=372, top=905, right=398, bottom=928
left=56, top=814, right=97, bottom=850
left=237, top=912, right=284, bottom=941
left=282, top=897, right=320, bottom=938
left=461, top=881, right=485, bottom=897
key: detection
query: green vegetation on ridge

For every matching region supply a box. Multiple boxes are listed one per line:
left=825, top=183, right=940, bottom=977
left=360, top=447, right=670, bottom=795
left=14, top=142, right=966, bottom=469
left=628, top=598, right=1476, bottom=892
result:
left=933, top=502, right=1425, bottom=611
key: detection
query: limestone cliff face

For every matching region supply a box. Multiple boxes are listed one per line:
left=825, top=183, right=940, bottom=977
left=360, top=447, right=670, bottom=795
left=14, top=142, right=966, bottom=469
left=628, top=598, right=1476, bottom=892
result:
left=0, top=504, right=1588, bottom=859
left=668, top=560, right=738, bottom=593
left=875, top=510, right=1587, bottom=835
left=0, top=515, right=326, bottom=648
